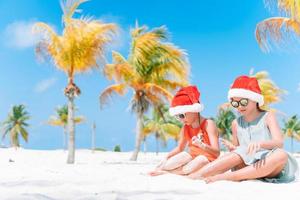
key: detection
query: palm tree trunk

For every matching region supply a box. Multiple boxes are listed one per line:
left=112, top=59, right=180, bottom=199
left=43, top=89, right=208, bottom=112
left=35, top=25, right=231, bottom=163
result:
left=10, top=131, right=16, bottom=148
left=143, top=137, right=147, bottom=154
left=10, top=131, right=19, bottom=149
left=157, top=105, right=166, bottom=122
left=67, top=96, right=75, bottom=164
left=91, top=121, right=96, bottom=153
left=130, top=114, right=143, bottom=161
left=155, top=133, right=159, bottom=156
left=10, top=131, right=14, bottom=148
left=291, top=134, right=294, bottom=153
left=63, top=126, right=67, bottom=151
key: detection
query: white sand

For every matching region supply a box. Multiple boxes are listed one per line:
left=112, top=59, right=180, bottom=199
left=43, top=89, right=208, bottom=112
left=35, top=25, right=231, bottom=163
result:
left=0, top=148, right=299, bottom=200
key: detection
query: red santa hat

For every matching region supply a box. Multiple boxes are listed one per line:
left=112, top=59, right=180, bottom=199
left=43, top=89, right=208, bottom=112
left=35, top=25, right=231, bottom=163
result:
left=228, top=75, right=264, bottom=106
left=169, top=86, right=204, bottom=116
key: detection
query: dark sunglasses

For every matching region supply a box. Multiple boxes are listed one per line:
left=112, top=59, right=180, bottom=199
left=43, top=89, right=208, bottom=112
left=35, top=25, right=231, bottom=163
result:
left=230, top=98, right=249, bottom=108
left=175, top=113, right=186, bottom=120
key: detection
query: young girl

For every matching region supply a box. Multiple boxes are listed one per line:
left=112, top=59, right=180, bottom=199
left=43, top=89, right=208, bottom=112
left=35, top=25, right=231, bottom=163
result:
left=149, top=86, right=220, bottom=176
left=188, top=76, right=299, bottom=183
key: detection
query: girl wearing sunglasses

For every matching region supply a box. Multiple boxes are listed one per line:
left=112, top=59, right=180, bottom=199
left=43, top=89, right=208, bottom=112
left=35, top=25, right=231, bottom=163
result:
left=188, top=75, right=298, bottom=183
left=149, top=86, right=220, bottom=176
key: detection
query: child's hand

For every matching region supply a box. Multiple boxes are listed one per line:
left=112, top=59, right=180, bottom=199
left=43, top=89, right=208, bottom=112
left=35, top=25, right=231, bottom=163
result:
left=247, top=142, right=261, bottom=155
left=192, top=134, right=207, bottom=149
left=221, top=138, right=236, bottom=151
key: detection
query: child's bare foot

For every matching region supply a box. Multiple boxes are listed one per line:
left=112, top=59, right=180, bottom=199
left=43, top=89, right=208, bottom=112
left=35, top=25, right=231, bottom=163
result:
left=204, top=174, right=224, bottom=183
left=187, top=173, right=203, bottom=180
left=148, top=170, right=167, bottom=176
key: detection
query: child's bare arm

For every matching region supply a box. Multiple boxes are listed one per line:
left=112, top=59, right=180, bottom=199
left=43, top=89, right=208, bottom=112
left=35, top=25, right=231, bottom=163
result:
left=247, top=112, right=284, bottom=155
left=260, top=111, right=284, bottom=149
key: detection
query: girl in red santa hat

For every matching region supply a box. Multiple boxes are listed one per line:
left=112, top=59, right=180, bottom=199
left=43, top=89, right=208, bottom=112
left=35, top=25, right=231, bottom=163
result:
left=188, top=75, right=298, bottom=183
left=149, top=85, right=220, bottom=176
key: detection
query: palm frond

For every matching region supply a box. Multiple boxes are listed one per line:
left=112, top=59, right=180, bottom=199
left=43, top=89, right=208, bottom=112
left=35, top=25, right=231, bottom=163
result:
left=256, top=17, right=300, bottom=51
left=19, top=126, right=29, bottom=142
left=48, top=118, right=65, bottom=126
left=161, top=123, right=181, bottom=140
left=99, top=84, right=128, bottom=108
left=74, top=116, right=85, bottom=124
left=143, top=83, right=173, bottom=102
left=34, top=4, right=118, bottom=78
left=103, top=51, right=135, bottom=82
left=265, top=0, right=300, bottom=21
left=33, top=23, right=63, bottom=64
left=142, top=121, right=157, bottom=136
left=61, top=0, right=89, bottom=24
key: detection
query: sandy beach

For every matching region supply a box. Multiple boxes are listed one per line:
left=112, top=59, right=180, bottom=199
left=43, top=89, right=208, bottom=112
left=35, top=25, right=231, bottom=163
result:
left=0, top=148, right=299, bottom=200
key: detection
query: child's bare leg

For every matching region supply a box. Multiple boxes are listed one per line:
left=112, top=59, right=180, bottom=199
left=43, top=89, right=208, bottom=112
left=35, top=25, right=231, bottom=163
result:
left=188, top=152, right=244, bottom=179
left=205, top=149, right=288, bottom=183
left=158, top=156, right=210, bottom=176
left=166, top=165, right=186, bottom=175
left=149, top=165, right=186, bottom=176
left=181, top=155, right=209, bottom=175
left=163, top=152, right=192, bottom=170
left=234, top=162, right=247, bottom=170
left=149, top=152, right=192, bottom=176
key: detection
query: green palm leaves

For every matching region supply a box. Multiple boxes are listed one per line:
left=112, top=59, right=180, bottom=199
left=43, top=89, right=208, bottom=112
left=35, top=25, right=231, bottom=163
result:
left=142, top=105, right=182, bottom=154
left=283, top=115, right=300, bottom=152
left=214, top=105, right=236, bottom=140
left=2, top=105, right=30, bottom=148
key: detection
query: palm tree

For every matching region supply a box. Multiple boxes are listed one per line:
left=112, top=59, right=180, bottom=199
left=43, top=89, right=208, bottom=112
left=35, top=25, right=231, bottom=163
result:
left=2, top=105, right=30, bottom=148
left=214, top=104, right=236, bottom=140
left=100, top=24, right=189, bottom=160
left=250, top=70, right=285, bottom=110
left=91, top=121, right=96, bottom=153
left=283, top=115, right=300, bottom=153
left=142, top=105, right=182, bottom=155
left=48, top=105, right=84, bottom=150
left=33, top=0, right=117, bottom=163
left=256, top=0, right=300, bottom=51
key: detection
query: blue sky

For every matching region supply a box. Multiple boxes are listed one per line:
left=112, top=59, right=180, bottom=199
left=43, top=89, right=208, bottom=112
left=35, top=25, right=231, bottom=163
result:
left=0, top=0, right=300, bottom=152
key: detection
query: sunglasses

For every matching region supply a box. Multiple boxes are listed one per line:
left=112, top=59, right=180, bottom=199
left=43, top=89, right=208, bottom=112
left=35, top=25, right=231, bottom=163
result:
left=230, top=98, right=249, bottom=108
left=175, top=113, right=186, bottom=120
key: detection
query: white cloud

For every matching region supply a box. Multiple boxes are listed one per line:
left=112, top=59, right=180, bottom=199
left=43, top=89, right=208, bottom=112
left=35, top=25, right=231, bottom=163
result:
left=4, top=20, right=40, bottom=49
left=298, top=83, right=300, bottom=92
left=35, top=77, right=57, bottom=93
